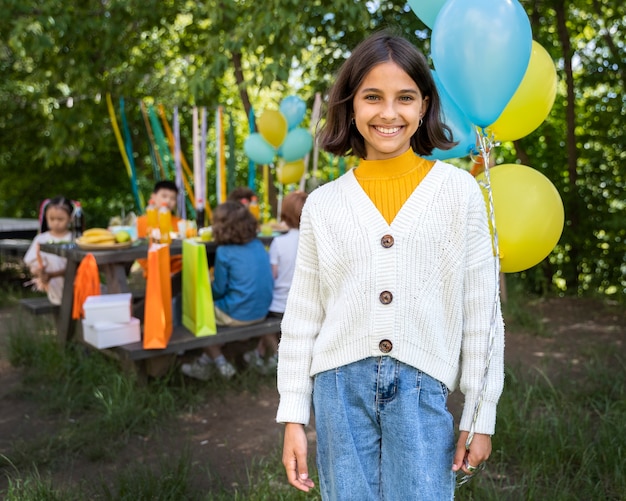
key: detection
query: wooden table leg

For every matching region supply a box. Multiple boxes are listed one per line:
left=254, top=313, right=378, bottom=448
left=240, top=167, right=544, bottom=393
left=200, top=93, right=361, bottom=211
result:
left=102, top=264, right=131, bottom=294
left=57, top=259, right=79, bottom=345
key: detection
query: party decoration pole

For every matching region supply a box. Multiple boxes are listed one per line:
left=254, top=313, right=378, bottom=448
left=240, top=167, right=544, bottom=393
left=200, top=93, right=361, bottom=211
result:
left=193, top=107, right=200, bottom=209
left=173, top=107, right=186, bottom=220
left=215, top=106, right=227, bottom=204
left=157, top=105, right=196, bottom=212
left=200, top=107, right=211, bottom=220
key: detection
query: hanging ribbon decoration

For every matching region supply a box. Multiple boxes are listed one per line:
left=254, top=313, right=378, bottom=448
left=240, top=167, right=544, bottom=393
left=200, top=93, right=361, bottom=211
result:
left=119, top=98, right=145, bottom=212
left=200, top=108, right=211, bottom=221
left=192, top=107, right=212, bottom=222
left=227, top=113, right=236, bottom=195
left=157, top=105, right=196, bottom=218
left=140, top=101, right=164, bottom=181
left=173, top=107, right=186, bottom=220
left=105, top=93, right=144, bottom=213
left=263, top=164, right=270, bottom=223
left=148, top=104, right=174, bottom=180
left=215, top=106, right=227, bottom=204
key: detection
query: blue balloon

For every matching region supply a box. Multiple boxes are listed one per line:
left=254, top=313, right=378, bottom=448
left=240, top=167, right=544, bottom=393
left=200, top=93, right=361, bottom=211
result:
left=431, top=0, right=532, bottom=127
left=407, top=0, right=447, bottom=29
left=244, top=133, right=276, bottom=165
left=280, top=128, right=313, bottom=162
left=426, top=71, right=477, bottom=161
left=279, top=96, right=307, bottom=130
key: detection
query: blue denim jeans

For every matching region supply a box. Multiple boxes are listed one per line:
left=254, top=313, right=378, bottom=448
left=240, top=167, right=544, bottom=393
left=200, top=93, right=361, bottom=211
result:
left=313, top=357, right=456, bottom=501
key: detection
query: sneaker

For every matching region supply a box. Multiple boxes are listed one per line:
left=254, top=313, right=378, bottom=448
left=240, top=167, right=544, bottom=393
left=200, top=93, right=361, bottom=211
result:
left=181, top=359, right=213, bottom=381
left=215, top=358, right=237, bottom=379
left=265, top=353, right=278, bottom=372
left=243, top=350, right=266, bottom=373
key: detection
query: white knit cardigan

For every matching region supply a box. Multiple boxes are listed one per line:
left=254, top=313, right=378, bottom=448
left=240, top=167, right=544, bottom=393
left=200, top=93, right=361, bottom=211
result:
left=276, top=160, right=505, bottom=435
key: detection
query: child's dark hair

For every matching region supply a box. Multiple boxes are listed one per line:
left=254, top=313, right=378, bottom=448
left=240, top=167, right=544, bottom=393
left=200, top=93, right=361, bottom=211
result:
left=39, top=196, right=74, bottom=233
left=212, top=201, right=258, bottom=245
left=153, top=180, right=179, bottom=194
left=281, top=191, right=308, bottom=229
left=227, top=186, right=256, bottom=205
left=318, top=30, right=456, bottom=159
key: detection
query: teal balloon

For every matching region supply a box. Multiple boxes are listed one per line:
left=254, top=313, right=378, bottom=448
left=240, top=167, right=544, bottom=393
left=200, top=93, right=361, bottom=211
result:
left=431, top=0, right=532, bottom=127
left=244, top=133, right=276, bottom=165
left=407, top=0, right=447, bottom=29
left=426, top=71, right=477, bottom=161
left=280, top=128, right=313, bottom=162
left=279, top=96, right=307, bottom=130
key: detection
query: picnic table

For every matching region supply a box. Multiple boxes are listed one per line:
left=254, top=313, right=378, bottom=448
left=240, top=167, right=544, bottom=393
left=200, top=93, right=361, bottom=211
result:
left=39, top=237, right=279, bottom=377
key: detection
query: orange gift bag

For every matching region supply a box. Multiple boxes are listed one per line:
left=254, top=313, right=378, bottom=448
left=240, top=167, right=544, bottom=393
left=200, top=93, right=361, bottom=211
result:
left=143, top=243, right=173, bottom=349
left=182, top=240, right=217, bottom=336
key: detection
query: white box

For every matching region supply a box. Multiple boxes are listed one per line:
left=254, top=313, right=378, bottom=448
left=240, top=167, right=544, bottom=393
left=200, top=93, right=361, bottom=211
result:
left=83, top=293, right=132, bottom=325
left=82, top=317, right=141, bottom=349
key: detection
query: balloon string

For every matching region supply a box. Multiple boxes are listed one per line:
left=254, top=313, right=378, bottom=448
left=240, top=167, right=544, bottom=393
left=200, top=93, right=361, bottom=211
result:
left=464, top=127, right=502, bottom=451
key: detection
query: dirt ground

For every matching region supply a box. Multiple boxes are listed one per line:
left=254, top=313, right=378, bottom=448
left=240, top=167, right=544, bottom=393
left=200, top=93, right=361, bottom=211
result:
left=0, top=296, right=624, bottom=495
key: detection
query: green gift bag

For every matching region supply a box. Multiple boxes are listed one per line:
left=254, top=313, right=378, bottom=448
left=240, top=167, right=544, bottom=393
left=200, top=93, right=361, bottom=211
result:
left=182, top=240, right=217, bottom=336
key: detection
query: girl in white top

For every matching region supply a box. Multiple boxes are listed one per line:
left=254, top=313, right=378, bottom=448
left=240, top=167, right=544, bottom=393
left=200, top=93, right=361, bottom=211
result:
left=24, top=197, right=74, bottom=305
left=276, top=31, right=504, bottom=500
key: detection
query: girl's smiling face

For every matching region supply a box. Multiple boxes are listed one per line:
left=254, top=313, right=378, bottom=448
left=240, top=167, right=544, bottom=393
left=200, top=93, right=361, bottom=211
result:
left=353, top=61, right=429, bottom=160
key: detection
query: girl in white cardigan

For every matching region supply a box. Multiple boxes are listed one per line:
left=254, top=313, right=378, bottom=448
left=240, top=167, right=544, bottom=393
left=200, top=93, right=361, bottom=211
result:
left=276, top=30, right=505, bottom=500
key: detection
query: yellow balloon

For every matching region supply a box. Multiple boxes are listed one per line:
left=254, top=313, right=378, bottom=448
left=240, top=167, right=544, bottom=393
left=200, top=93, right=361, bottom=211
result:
left=276, top=158, right=305, bottom=184
left=477, top=164, right=564, bottom=273
left=257, top=110, right=288, bottom=148
left=488, top=41, right=558, bottom=142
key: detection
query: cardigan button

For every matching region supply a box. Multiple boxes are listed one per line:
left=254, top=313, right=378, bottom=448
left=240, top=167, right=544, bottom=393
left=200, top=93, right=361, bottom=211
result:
left=379, top=291, right=393, bottom=304
left=379, top=339, right=393, bottom=353
left=381, top=234, right=394, bottom=248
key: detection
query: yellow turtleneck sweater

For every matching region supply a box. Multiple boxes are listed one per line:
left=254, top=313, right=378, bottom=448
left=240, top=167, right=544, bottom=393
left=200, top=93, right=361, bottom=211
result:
left=353, top=148, right=434, bottom=225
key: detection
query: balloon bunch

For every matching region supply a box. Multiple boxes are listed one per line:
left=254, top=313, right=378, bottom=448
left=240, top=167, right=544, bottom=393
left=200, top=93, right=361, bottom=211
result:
left=244, top=96, right=314, bottom=184
left=409, top=0, right=563, bottom=273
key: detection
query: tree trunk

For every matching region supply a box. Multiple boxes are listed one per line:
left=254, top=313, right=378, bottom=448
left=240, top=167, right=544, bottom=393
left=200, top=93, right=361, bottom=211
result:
left=232, top=51, right=252, bottom=127
left=555, top=0, right=582, bottom=288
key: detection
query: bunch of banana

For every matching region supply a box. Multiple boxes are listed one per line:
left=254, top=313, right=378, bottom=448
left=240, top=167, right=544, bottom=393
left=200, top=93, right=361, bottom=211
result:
left=78, top=228, right=116, bottom=245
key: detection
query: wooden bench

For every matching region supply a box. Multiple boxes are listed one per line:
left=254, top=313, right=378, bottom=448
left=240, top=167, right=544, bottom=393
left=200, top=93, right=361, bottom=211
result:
left=0, top=238, right=32, bottom=258
left=19, top=297, right=60, bottom=316
left=99, top=316, right=282, bottom=378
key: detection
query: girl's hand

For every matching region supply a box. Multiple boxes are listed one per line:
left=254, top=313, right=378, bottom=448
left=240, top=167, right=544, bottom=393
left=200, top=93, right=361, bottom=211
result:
left=452, top=431, right=492, bottom=475
left=38, top=270, right=50, bottom=285
left=282, top=422, right=315, bottom=492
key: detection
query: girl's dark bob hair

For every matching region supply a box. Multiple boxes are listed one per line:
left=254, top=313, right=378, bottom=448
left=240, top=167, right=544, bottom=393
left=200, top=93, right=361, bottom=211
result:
left=212, top=201, right=258, bottom=245
left=318, top=30, right=457, bottom=159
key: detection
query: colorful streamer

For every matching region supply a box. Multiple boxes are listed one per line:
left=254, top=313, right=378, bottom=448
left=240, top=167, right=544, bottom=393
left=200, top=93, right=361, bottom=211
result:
left=157, top=105, right=197, bottom=218
left=119, top=98, right=145, bottom=212
left=215, top=106, right=227, bottom=204
left=140, top=101, right=165, bottom=181
left=105, top=93, right=144, bottom=213
left=173, top=107, right=186, bottom=220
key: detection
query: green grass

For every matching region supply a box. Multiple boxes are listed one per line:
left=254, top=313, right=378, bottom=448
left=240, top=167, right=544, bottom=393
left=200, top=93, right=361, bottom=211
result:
left=1, top=300, right=624, bottom=500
